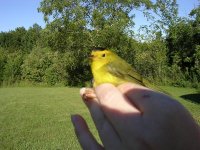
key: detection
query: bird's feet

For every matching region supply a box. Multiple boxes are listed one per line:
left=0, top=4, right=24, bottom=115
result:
left=80, top=87, right=97, bottom=101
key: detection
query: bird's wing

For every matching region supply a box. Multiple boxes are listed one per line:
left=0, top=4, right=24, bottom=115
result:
left=107, top=59, right=144, bottom=85
left=106, top=57, right=168, bottom=93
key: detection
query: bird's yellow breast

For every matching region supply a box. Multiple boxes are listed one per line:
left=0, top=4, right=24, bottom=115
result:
left=91, top=61, right=126, bottom=87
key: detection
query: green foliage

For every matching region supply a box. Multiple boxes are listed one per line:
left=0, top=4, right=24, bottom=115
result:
left=192, top=45, right=200, bottom=85
left=0, top=48, right=7, bottom=85
left=165, top=4, right=200, bottom=87
left=38, top=0, right=155, bottom=51
left=22, top=47, right=50, bottom=83
left=154, top=0, right=178, bottom=28
left=0, top=24, right=42, bottom=53
left=137, top=0, right=179, bottom=40
left=23, top=24, right=42, bottom=51
left=0, top=0, right=199, bottom=87
left=134, top=39, right=168, bottom=84
left=43, top=56, right=67, bottom=86
left=3, top=52, right=24, bottom=85
left=61, top=49, right=92, bottom=87
left=21, top=47, right=91, bottom=86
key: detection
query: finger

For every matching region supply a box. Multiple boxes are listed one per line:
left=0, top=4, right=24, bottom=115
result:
left=95, top=83, right=140, bottom=115
left=71, top=114, right=104, bottom=150
left=80, top=88, right=123, bottom=150
left=95, top=84, right=141, bottom=134
left=80, top=88, right=97, bottom=101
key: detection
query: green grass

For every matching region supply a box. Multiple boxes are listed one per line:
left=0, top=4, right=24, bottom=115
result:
left=161, top=86, right=200, bottom=124
left=0, top=86, right=199, bottom=149
left=0, top=87, right=98, bottom=150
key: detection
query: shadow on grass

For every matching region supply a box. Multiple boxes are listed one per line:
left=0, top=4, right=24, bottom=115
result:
left=180, top=93, right=200, bottom=104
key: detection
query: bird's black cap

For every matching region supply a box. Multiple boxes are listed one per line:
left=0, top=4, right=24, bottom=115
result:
left=91, top=47, right=106, bottom=51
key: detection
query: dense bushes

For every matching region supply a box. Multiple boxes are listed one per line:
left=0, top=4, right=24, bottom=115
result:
left=0, top=43, right=199, bottom=87
left=1, top=51, right=24, bottom=85
left=0, top=1, right=199, bottom=88
left=134, top=40, right=168, bottom=84
left=22, top=47, right=55, bottom=84
left=20, top=47, right=90, bottom=86
left=0, top=48, right=7, bottom=84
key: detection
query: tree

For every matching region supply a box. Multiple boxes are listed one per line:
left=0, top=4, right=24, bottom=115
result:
left=166, top=4, right=200, bottom=70
left=38, top=0, right=155, bottom=51
left=0, top=48, right=7, bottom=85
left=3, top=52, right=24, bottom=85
left=12, top=27, right=27, bottom=51
left=165, top=4, right=200, bottom=86
left=137, top=0, right=179, bottom=41
left=23, top=23, right=42, bottom=52
left=0, top=27, right=27, bottom=52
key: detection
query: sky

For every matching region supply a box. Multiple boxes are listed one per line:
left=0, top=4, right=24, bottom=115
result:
left=0, top=0, right=199, bottom=32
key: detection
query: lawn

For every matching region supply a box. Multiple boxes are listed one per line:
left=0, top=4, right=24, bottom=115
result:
left=161, top=86, right=200, bottom=124
left=0, top=86, right=199, bottom=149
left=0, top=87, right=98, bottom=150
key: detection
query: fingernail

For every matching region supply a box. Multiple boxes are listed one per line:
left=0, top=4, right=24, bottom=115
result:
left=71, top=115, right=83, bottom=132
left=80, top=88, right=86, bottom=96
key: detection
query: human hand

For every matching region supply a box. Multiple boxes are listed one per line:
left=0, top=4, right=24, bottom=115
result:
left=71, top=83, right=200, bottom=150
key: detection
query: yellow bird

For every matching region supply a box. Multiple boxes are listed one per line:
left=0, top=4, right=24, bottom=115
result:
left=89, top=48, right=167, bottom=92
left=82, top=48, right=166, bottom=100
left=90, top=48, right=146, bottom=87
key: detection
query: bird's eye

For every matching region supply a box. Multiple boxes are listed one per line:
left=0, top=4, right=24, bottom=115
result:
left=102, top=53, right=106, bottom=57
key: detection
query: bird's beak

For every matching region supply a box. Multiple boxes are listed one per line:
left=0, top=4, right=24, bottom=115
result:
left=89, top=54, right=94, bottom=60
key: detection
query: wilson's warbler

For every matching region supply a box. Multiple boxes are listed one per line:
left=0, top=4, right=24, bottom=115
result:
left=89, top=48, right=162, bottom=92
